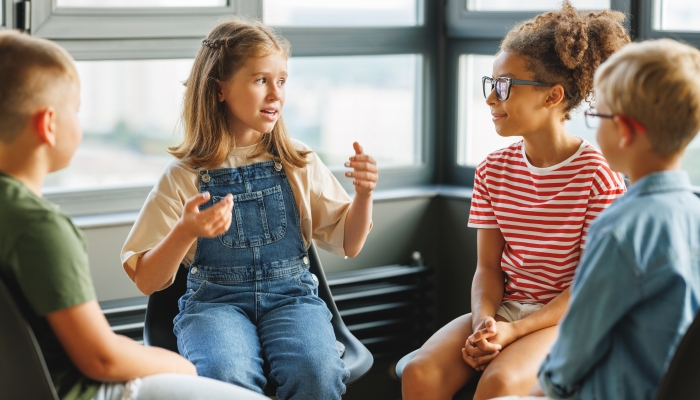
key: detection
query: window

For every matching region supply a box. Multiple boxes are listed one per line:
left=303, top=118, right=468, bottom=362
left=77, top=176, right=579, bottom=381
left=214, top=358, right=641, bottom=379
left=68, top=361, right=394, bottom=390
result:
left=57, top=0, right=227, bottom=7
left=33, top=0, right=436, bottom=213
left=45, top=59, right=193, bottom=191
left=456, top=54, right=593, bottom=166
left=446, top=0, right=625, bottom=39
left=264, top=0, right=420, bottom=27
left=653, top=0, right=700, bottom=31
left=286, top=55, right=421, bottom=167
left=466, top=0, right=610, bottom=11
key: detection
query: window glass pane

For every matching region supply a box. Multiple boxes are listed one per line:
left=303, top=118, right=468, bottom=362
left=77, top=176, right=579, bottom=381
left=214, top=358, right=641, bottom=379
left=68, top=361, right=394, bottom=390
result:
left=45, top=54, right=420, bottom=191
left=286, top=54, right=420, bottom=166
left=45, top=59, right=193, bottom=191
left=264, top=0, right=419, bottom=27
left=56, top=0, right=226, bottom=8
left=457, top=55, right=593, bottom=166
left=656, top=0, right=700, bottom=31
left=466, top=0, right=609, bottom=11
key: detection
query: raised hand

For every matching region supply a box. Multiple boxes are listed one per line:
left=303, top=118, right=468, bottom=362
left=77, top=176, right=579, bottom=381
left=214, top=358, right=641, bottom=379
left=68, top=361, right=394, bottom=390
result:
left=344, top=142, right=378, bottom=196
left=178, top=191, right=233, bottom=239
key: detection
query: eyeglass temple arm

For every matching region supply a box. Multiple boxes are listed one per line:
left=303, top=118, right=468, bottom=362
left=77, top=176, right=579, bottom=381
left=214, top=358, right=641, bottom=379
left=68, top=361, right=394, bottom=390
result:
left=509, top=79, right=551, bottom=87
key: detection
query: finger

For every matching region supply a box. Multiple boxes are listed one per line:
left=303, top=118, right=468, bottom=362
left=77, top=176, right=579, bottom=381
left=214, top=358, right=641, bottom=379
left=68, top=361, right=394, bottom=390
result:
left=462, top=348, right=480, bottom=370
left=345, top=161, right=378, bottom=173
left=345, top=171, right=378, bottom=182
left=185, top=192, right=211, bottom=212
left=474, top=351, right=500, bottom=366
left=475, top=339, right=501, bottom=353
left=352, top=179, right=376, bottom=190
left=464, top=342, right=492, bottom=358
left=349, top=154, right=376, bottom=164
left=353, top=142, right=364, bottom=155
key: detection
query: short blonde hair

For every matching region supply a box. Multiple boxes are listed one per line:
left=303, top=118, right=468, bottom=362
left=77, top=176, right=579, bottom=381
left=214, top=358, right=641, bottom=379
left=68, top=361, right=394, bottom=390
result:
left=595, top=39, right=700, bottom=155
left=0, top=31, right=78, bottom=143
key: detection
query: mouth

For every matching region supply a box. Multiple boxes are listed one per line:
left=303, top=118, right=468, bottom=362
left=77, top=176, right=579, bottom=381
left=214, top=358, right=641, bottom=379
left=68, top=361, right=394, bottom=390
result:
left=491, top=113, right=507, bottom=122
left=260, top=109, right=279, bottom=121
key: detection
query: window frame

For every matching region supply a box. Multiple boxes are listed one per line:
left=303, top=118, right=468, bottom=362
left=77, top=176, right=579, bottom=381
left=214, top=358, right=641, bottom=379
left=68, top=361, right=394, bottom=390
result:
left=637, top=0, right=700, bottom=47
left=29, top=0, right=439, bottom=215
left=1, top=0, right=10, bottom=29
left=446, top=0, right=632, bottom=39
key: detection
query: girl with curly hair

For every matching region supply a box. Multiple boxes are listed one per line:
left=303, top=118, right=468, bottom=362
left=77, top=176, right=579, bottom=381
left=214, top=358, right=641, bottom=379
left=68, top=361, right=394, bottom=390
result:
left=402, top=3, right=630, bottom=399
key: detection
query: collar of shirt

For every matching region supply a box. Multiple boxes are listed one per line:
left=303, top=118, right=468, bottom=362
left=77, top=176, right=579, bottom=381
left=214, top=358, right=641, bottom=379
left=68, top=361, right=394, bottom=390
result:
left=624, top=170, right=692, bottom=198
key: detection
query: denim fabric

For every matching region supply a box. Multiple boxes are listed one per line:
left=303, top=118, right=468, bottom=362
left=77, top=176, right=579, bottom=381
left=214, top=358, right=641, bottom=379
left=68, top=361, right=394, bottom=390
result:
left=538, top=171, right=700, bottom=400
left=173, top=161, right=348, bottom=400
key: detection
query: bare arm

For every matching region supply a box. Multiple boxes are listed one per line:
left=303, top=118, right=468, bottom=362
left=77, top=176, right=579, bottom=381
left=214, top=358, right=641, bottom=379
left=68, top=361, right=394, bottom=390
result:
left=470, top=228, right=507, bottom=332
left=132, top=192, right=233, bottom=295
left=46, top=300, right=196, bottom=382
left=512, top=287, right=570, bottom=338
left=343, top=142, right=377, bottom=258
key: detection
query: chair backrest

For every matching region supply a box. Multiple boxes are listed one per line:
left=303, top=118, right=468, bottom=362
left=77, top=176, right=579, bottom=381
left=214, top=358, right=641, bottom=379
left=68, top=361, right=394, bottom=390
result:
left=0, top=276, right=60, bottom=400
left=654, top=311, right=700, bottom=400
left=307, top=244, right=374, bottom=384
left=143, top=243, right=374, bottom=384
left=143, top=265, right=187, bottom=352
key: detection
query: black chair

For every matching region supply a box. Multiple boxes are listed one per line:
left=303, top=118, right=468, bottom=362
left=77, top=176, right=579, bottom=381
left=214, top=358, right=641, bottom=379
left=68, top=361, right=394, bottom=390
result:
left=143, top=243, right=374, bottom=386
left=0, top=276, right=60, bottom=400
left=654, top=311, right=700, bottom=400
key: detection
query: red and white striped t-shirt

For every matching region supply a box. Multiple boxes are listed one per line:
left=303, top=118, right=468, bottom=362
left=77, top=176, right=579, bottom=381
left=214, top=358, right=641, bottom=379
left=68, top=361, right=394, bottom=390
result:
left=468, top=140, right=625, bottom=304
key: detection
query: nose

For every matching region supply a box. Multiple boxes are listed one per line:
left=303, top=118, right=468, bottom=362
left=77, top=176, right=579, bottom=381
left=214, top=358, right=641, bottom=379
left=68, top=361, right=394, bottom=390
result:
left=485, top=86, right=499, bottom=106
left=267, top=81, right=282, bottom=101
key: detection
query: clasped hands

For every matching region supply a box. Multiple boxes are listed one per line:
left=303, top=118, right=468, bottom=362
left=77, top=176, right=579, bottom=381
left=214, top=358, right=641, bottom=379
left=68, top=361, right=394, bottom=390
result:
left=462, top=316, right=521, bottom=371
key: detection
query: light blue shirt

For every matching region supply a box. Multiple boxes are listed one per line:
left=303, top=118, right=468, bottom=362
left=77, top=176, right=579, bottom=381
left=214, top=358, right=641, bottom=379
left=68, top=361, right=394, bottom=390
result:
left=538, top=171, right=700, bottom=400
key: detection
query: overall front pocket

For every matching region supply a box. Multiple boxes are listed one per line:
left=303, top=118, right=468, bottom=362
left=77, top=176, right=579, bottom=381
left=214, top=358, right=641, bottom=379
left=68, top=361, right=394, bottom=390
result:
left=213, top=185, right=287, bottom=248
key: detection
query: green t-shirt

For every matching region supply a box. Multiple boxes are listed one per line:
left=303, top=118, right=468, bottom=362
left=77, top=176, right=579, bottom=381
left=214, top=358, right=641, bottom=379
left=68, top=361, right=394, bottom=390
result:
left=0, top=172, right=101, bottom=400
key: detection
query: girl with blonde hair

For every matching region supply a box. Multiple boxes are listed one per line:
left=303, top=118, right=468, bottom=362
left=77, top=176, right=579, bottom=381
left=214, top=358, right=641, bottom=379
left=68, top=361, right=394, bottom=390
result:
left=121, top=17, right=377, bottom=400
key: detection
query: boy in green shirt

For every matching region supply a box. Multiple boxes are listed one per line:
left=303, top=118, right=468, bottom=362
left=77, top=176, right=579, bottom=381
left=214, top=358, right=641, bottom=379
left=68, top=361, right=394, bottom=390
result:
left=0, top=31, right=265, bottom=400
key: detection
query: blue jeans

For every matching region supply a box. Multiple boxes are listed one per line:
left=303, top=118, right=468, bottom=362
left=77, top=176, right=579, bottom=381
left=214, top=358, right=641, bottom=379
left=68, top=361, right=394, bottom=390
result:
left=174, top=262, right=348, bottom=400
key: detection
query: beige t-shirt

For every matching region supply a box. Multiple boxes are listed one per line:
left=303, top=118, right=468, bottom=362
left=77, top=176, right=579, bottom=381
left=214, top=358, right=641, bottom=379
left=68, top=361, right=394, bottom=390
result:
left=121, top=139, right=354, bottom=285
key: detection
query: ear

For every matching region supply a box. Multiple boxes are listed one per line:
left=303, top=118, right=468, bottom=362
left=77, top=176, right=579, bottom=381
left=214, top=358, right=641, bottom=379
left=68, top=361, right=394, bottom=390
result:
left=614, top=115, right=635, bottom=149
left=543, top=84, right=566, bottom=109
left=216, top=79, right=226, bottom=103
left=33, top=107, right=57, bottom=147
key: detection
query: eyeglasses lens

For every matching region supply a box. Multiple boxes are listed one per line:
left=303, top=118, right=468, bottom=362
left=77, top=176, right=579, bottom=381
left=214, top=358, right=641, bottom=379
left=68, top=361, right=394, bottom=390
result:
left=495, top=79, right=509, bottom=101
left=585, top=112, right=600, bottom=129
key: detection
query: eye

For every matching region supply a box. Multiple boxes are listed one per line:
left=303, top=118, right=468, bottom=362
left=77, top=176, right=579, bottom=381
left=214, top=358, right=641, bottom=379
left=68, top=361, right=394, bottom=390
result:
left=278, top=79, right=286, bottom=86
left=255, top=77, right=266, bottom=84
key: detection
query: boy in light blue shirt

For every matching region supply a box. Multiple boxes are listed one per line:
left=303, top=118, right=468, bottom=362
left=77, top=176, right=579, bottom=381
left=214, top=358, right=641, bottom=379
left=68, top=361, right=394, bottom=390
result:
left=495, top=39, right=700, bottom=400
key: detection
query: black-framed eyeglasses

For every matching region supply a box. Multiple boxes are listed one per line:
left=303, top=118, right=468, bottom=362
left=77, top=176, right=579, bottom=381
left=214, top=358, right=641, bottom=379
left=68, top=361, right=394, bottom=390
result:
left=584, top=109, right=647, bottom=132
left=482, top=76, right=552, bottom=101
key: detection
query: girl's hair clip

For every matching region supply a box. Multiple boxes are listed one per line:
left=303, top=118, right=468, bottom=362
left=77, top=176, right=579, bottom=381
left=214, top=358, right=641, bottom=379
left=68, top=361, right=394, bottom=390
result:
left=202, top=39, right=222, bottom=49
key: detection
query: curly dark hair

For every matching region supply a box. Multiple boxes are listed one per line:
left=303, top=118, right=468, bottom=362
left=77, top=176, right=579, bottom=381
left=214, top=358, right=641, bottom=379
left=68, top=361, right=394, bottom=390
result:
left=500, top=1, right=630, bottom=119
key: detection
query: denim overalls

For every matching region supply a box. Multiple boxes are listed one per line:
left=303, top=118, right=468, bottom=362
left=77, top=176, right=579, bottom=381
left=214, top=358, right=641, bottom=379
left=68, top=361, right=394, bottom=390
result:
left=172, top=160, right=348, bottom=399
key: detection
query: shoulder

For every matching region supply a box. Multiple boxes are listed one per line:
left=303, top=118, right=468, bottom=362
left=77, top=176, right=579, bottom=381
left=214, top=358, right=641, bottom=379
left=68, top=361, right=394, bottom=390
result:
left=290, top=138, right=314, bottom=153
left=151, top=158, right=199, bottom=203
left=578, top=143, right=625, bottom=193
left=289, top=138, right=326, bottom=169
left=0, top=176, right=75, bottom=242
left=476, top=140, right=525, bottom=170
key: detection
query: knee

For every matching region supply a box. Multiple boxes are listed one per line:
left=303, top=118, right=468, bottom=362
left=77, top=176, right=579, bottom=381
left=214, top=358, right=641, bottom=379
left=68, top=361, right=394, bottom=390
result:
left=474, top=365, right=516, bottom=399
left=194, top=357, right=264, bottom=393
left=401, top=357, right=442, bottom=392
left=274, top=356, right=346, bottom=399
